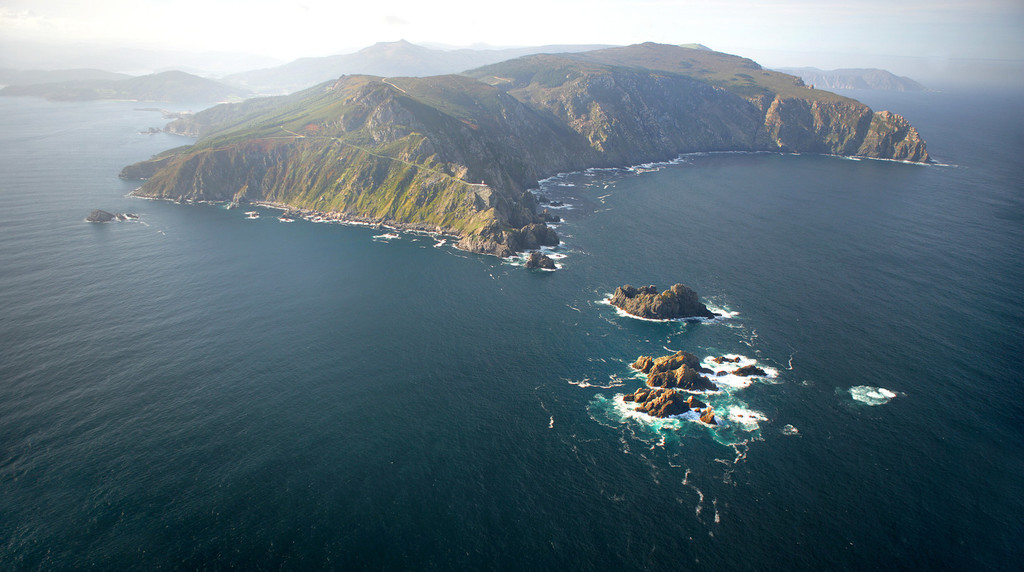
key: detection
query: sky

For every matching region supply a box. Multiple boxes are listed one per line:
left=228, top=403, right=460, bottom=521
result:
left=2, top=0, right=1023, bottom=80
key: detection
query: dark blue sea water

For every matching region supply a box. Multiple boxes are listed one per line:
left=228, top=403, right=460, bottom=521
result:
left=1, top=90, right=1021, bottom=569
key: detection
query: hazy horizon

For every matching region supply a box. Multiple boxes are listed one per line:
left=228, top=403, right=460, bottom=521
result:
left=2, top=0, right=1022, bottom=87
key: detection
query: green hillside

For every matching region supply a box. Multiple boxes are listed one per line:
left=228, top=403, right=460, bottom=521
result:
left=123, top=43, right=929, bottom=257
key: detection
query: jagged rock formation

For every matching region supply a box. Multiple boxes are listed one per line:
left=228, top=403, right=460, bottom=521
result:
left=623, top=386, right=715, bottom=420
left=699, top=407, right=717, bottom=425
left=610, top=283, right=716, bottom=320
left=631, top=350, right=719, bottom=392
left=524, top=251, right=556, bottom=269
left=122, top=43, right=930, bottom=257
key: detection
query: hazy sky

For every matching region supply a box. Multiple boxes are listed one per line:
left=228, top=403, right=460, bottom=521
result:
left=2, top=0, right=1023, bottom=72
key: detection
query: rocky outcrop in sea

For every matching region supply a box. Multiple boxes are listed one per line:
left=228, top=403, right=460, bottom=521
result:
left=631, top=350, right=719, bottom=392
left=524, top=251, right=556, bottom=269
left=610, top=283, right=716, bottom=320
left=86, top=210, right=137, bottom=222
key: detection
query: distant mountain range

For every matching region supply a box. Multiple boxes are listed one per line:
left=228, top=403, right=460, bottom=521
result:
left=223, top=40, right=617, bottom=95
left=776, top=67, right=926, bottom=91
left=121, top=43, right=930, bottom=259
left=0, top=68, right=131, bottom=86
left=0, top=70, right=249, bottom=103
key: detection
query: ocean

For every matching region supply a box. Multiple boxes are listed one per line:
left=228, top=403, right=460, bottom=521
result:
left=1, top=90, right=1021, bottom=569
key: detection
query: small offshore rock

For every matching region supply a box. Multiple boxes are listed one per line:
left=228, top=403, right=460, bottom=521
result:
left=609, top=283, right=716, bottom=320
left=524, top=251, right=556, bottom=270
left=733, top=364, right=768, bottom=377
left=699, top=407, right=717, bottom=425
left=86, top=209, right=116, bottom=222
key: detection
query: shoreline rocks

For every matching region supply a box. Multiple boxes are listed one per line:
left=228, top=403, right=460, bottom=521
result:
left=609, top=283, right=716, bottom=320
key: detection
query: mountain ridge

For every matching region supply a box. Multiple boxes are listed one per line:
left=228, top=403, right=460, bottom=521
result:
left=0, top=70, right=249, bottom=102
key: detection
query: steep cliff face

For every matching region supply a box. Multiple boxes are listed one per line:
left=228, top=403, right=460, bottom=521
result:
left=471, top=46, right=929, bottom=163
left=491, top=69, right=764, bottom=164
left=758, top=96, right=929, bottom=160
left=856, top=110, right=930, bottom=162
left=124, top=43, right=931, bottom=258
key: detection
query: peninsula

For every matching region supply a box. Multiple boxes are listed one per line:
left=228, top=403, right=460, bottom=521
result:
left=121, top=43, right=930, bottom=257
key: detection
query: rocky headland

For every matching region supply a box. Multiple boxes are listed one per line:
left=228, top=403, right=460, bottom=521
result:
left=120, top=43, right=930, bottom=260
left=609, top=283, right=716, bottom=320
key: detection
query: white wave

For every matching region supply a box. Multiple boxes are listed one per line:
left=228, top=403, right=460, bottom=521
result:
left=849, top=385, right=898, bottom=406
left=726, top=407, right=767, bottom=431
left=372, top=232, right=399, bottom=240
left=564, top=374, right=629, bottom=389
left=700, top=354, right=778, bottom=389
left=433, top=238, right=446, bottom=248
left=704, top=304, right=739, bottom=319
left=548, top=416, right=555, bottom=429
left=780, top=424, right=800, bottom=436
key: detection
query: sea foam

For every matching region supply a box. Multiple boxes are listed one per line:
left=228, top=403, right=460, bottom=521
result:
left=849, top=385, right=897, bottom=406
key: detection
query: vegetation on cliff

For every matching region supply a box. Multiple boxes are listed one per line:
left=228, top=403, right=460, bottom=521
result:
left=122, top=43, right=931, bottom=257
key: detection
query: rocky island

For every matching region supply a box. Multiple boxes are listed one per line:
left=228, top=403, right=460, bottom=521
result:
left=121, top=43, right=930, bottom=258
left=85, top=210, right=138, bottom=222
left=524, top=251, right=556, bottom=270
left=623, top=349, right=773, bottom=422
left=609, top=283, right=716, bottom=320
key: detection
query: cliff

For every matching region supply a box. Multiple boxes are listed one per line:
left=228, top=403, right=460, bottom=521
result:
left=122, top=43, right=930, bottom=257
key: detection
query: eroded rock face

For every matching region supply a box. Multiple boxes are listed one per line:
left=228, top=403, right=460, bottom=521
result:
left=610, top=283, right=716, bottom=320
left=630, top=350, right=719, bottom=392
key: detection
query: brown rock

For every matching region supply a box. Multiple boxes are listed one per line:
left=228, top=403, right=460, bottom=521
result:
left=631, top=355, right=654, bottom=373
left=733, top=365, right=768, bottom=377
left=635, top=350, right=718, bottom=392
left=685, top=395, right=706, bottom=410
left=699, top=407, right=717, bottom=425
